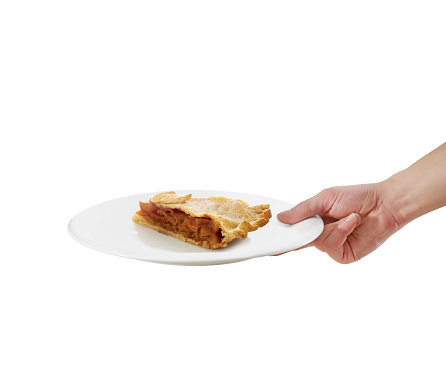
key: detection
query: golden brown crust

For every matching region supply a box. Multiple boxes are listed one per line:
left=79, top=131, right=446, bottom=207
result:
left=132, top=191, right=272, bottom=249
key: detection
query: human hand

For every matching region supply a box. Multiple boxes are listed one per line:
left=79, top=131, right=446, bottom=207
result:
left=277, top=183, right=402, bottom=264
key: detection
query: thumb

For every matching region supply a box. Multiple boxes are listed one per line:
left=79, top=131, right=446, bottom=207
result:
left=277, top=191, right=331, bottom=224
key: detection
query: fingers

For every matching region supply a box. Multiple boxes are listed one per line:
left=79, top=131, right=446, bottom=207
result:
left=277, top=190, right=332, bottom=224
left=312, top=213, right=361, bottom=263
left=273, top=213, right=359, bottom=259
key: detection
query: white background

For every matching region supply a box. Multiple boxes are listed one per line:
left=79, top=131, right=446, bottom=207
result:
left=1, top=1, right=445, bottom=384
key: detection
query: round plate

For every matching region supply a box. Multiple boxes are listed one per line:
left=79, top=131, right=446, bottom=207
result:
left=68, top=190, right=324, bottom=265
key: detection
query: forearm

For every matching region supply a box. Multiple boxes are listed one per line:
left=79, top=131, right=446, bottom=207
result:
left=383, top=142, right=446, bottom=227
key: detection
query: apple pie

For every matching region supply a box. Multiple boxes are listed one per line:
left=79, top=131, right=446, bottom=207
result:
left=132, top=191, right=272, bottom=249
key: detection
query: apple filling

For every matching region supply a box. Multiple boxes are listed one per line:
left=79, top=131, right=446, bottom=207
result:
left=138, top=201, right=223, bottom=249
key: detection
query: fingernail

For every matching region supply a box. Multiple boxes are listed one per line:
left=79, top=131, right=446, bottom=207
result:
left=346, top=213, right=357, bottom=222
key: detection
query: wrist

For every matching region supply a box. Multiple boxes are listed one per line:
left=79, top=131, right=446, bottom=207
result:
left=380, top=171, right=421, bottom=228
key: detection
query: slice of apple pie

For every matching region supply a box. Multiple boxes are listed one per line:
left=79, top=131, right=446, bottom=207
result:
left=132, top=191, right=272, bottom=249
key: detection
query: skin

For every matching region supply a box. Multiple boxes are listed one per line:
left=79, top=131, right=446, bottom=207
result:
left=277, top=142, right=446, bottom=264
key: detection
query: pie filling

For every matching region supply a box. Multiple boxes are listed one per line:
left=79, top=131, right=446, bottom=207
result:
left=139, top=201, right=223, bottom=248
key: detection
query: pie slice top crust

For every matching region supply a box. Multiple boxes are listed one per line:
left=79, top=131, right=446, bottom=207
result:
left=132, top=191, right=272, bottom=249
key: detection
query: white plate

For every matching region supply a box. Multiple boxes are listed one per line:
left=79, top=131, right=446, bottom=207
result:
left=68, top=190, right=324, bottom=266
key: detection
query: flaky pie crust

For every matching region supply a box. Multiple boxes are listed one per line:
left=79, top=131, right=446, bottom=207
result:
left=132, top=191, right=272, bottom=249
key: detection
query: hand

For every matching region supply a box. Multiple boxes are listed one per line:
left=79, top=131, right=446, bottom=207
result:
left=277, top=183, right=402, bottom=264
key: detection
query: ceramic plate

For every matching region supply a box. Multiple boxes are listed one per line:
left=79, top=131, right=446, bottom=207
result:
left=68, top=190, right=324, bottom=265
